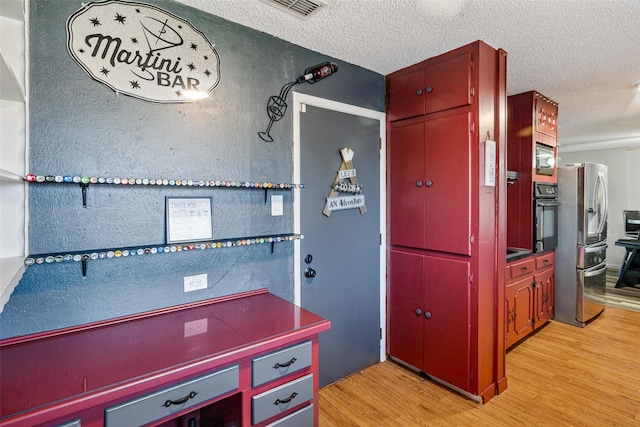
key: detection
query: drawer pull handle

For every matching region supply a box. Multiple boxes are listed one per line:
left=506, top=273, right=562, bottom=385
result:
left=273, top=357, right=297, bottom=369
left=162, top=391, right=198, bottom=407
left=274, top=392, right=298, bottom=406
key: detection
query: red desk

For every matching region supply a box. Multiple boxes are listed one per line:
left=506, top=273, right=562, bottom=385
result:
left=0, top=289, right=330, bottom=427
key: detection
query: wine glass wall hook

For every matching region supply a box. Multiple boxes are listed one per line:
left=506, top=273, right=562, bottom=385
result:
left=258, top=62, right=338, bottom=142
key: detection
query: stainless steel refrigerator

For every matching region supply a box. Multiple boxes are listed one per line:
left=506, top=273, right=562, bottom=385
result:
left=556, top=162, right=608, bottom=327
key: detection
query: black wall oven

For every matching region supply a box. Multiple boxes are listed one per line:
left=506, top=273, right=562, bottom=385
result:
left=534, top=182, right=560, bottom=253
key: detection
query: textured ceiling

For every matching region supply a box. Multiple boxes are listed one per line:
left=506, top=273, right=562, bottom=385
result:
left=174, top=0, right=640, bottom=150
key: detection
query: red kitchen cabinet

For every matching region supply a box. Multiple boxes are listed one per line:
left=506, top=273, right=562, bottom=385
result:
left=389, top=111, right=472, bottom=255
left=505, top=252, right=555, bottom=349
left=388, top=51, right=472, bottom=122
left=387, top=40, right=507, bottom=402
left=507, top=91, right=559, bottom=251
left=388, top=249, right=471, bottom=392
left=505, top=275, right=534, bottom=349
left=534, top=256, right=555, bottom=327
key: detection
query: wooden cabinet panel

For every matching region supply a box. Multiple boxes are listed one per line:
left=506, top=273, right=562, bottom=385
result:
left=389, top=123, right=426, bottom=249
left=389, top=250, right=470, bottom=391
left=389, top=111, right=472, bottom=256
left=387, top=53, right=472, bottom=122
left=424, top=53, right=472, bottom=115
left=505, top=276, right=534, bottom=349
left=388, top=250, right=425, bottom=369
left=424, top=112, right=472, bottom=256
left=424, top=255, right=470, bottom=391
left=388, top=68, right=426, bottom=122
left=534, top=267, right=555, bottom=327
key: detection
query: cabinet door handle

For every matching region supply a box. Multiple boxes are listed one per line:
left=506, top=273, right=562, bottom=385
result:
left=162, top=391, right=198, bottom=407
left=425, top=311, right=432, bottom=319
left=416, top=89, right=423, bottom=96
left=273, top=357, right=297, bottom=369
left=274, top=392, right=298, bottom=406
left=425, top=180, right=433, bottom=187
left=425, top=86, right=433, bottom=93
left=415, top=308, right=422, bottom=315
left=416, top=180, right=423, bottom=187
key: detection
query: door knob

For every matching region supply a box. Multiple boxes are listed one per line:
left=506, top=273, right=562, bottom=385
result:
left=304, top=268, right=316, bottom=278
left=304, top=254, right=313, bottom=264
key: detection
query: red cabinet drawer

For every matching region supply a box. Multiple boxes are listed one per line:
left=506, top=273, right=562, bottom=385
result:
left=509, top=258, right=535, bottom=280
left=535, top=252, right=555, bottom=271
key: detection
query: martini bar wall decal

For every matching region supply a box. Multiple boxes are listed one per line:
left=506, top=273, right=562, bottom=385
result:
left=66, top=0, right=221, bottom=102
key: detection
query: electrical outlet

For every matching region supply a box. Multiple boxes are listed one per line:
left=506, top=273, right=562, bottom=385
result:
left=184, top=318, right=208, bottom=337
left=184, top=274, right=207, bottom=292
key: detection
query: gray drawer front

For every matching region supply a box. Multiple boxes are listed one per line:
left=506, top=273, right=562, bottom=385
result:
left=105, top=364, right=239, bottom=427
left=265, top=404, right=313, bottom=427
left=252, top=374, right=313, bottom=425
left=252, top=340, right=312, bottom=387
left=55, top=419, right=81, bottom=427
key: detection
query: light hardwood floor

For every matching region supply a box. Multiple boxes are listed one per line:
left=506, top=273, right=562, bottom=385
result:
left=319, top=306, right=640, bottom=426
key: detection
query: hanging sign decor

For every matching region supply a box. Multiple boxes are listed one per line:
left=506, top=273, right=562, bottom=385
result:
left=66, top=0, right=221, bottom=103
left=323, top=147, right=366, bottom=216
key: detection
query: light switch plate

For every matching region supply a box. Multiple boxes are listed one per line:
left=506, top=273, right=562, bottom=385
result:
left=271, top=194, right=283, bottom=216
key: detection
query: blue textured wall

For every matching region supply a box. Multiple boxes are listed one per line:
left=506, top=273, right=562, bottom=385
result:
left=0, top=0, right=384, bottom=339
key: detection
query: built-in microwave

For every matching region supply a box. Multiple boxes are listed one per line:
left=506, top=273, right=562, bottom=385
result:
left=535, top=143, right=555, bottom=176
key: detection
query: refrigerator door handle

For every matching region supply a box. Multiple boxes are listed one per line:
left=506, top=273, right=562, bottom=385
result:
left=583, top=263, right=607, bottom=278
left=595, top=172, right=608, bottom=235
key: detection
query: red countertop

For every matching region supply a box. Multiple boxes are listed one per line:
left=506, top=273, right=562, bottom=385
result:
left=0, top=289, right=330, bottom=423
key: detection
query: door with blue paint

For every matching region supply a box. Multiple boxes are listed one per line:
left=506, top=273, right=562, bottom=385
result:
left=299, top=103, right=381, bottom=387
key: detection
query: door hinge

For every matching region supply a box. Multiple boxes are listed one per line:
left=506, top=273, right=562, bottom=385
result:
left=379, top=137, right=382, bottom=150
left=299, top=103, right=307, bottom=113
left=469, top=371, right=474, bottom=383
left=380, top=233, right=382, bottom=245
left=470, top=86, right=475, bottom=97
left=470, top=234, right=474, bottom=244
left=469, top=273, right=473, bottom=284
left=380, top=328, right=383, bottom=340
left=470, top=122, right=475, bottom=133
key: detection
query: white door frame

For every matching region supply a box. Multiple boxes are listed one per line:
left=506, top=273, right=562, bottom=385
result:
left=292, top=92, right=387, bottom=362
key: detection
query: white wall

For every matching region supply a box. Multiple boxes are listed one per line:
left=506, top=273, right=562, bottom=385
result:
left=558, top=147, right=640, bottom=269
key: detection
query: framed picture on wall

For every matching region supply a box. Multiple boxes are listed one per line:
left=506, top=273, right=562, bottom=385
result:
left=165, top=197, right=214, bottom=244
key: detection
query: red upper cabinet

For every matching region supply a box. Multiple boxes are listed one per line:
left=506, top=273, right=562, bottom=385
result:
left=388, top=52, right=472, bottom=122
left=389, top=111, right=472, bottom=256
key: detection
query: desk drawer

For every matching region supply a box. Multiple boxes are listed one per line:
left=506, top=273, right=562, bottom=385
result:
left=105, top=365, right=239, bottom=427
left=252, top=341, right=312, bottom=387
left=252, top=374, right=313, bottom=425
left=265, top=404, right=313, bottom=427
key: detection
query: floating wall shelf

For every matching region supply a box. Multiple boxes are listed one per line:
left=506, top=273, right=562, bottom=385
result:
left=25, top=174, right=305, bottom=206
left=25, top=233, right=304, bottom=277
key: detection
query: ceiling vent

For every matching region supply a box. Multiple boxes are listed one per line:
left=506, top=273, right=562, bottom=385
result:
left=260, top=0, right=327, bottom=20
